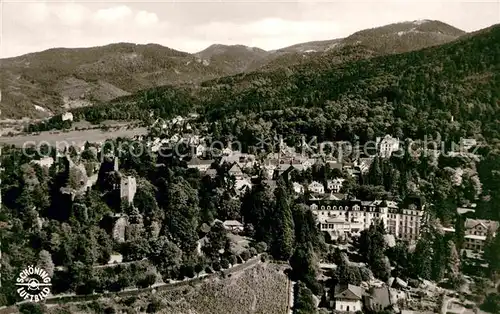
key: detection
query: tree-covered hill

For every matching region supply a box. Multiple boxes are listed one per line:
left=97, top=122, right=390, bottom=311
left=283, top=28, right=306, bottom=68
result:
left=197, top=23, right=500, bottom=144
left=1, top=20, right=465, bottom=119
left=0, top=43, right=227, bottom=119
left=55, top=23, right=500, bottom=149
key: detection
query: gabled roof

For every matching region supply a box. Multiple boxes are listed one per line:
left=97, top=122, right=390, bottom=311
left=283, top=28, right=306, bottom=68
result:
left=223, top=220, right=243, bottom=227
left=324, top=193, right=342, bottom=201
left=229, top=163, right=243, bottom=173
left=465, top=218, right=499, bottom=233
left=334, top=284, right=363, bottom=300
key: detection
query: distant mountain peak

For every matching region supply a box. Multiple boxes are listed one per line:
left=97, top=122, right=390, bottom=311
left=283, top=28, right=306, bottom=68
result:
left=412, top=19, right=431, bottom=25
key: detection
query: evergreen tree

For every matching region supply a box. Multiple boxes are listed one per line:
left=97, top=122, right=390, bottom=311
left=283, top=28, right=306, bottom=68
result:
left=37, top=250, right=55, bottom=277
left=454, top=215, right=465, bottom=250
left=484, top=232, right=500, bottom=276
left=270, top=178, right=295, bottom=260
left=446, top=240, right=460, bottom=276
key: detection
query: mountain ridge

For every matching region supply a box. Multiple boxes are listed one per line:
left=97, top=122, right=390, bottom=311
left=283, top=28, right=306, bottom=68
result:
left=0, top=20, right=467, bottom=119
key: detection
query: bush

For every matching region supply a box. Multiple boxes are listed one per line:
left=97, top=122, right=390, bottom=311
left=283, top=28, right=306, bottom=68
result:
left=261, top=253, right=268, bottom=262
left=220, top=258, right=230, bottom=269
left=195, top=263, right=205, bottom=274
left=360, top=267, right=373, bottom=281
left=138, top=272, right=157, bottom=288
left=481, top=293, right=500, bottom=313
left=236, top=254, right=244, bottom=264
left=255, top=241, right=268, bottom=253
left=212, top=261, right=221, bottom=271
left=294, top=282, right=316, bottom=314
left=18, top=303, right=45, bottom=314
left=241, top=250, right=251, bottom=261
left=205, top=266, right=213, bottom=274
left=181, top=265, right=196, bottom=278
left=104, top=307, right=117, bottom=314
left=146, top=300, right=163, bottom=313
left=229, top=254, right=238, bottom=266
left=123, top=296, right=137, bottom=306
left=249, top=247, right=257, bottom=257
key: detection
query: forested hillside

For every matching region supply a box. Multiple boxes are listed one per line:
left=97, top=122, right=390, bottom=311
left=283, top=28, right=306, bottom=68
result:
left=1, top=20, right=464, bottom=119
left=72, top=24, right=500, bottom=146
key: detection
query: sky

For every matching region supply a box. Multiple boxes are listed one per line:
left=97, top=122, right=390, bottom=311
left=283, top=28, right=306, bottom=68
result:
left=1, top=0, right=499, bottom=58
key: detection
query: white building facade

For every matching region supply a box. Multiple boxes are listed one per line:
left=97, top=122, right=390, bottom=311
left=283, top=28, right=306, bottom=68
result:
left=310, top=199, right=425, bottom=241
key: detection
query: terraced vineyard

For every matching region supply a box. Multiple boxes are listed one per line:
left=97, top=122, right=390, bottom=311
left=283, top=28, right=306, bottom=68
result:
left=156, top=263, right=289, bottom=314
left=42, top=263, right=289, bottom=314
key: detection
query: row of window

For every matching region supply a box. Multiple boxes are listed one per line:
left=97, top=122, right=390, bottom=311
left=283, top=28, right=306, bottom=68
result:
left=466, top=238, right=484, bottom=244
left=312, top=205, right=361, bottom=211
left=316, top=211, right=381, bottom=218
left=465, top=243, right=483, bottom=251
left=313, top=205, right=421, bottom=216
left=338, top=304, right=357, bottom=311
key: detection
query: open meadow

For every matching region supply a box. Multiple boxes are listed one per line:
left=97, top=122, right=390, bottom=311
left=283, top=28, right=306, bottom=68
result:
left=0, top=127, right=147, bottom=148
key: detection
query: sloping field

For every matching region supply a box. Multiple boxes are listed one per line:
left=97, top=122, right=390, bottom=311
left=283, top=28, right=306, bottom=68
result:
left=156, top=263, right=289, bottom=314
left=0, top=127, right=147, bottom=148
left=43, top=262, right=289, bottom=314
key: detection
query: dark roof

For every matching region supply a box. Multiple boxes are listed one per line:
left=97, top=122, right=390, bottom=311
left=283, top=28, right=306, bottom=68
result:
left=229, top=164, right=243, bottom=173
left=334, top=284, right=363, bottom=300
left=187, top=158, right=214, bottom=166
left=326, top=161, right=343, bottom=169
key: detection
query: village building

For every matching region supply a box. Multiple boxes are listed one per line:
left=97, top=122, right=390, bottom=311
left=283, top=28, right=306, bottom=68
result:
left=205, top=169, right=218, bottom=178
left=464, top=218, right=499, bottom=252
left=120, top=176, right=137, bottom=205
left=355, top=157, right=374, bottom=174
left=193, top=144, right=207, bottom=157
left=228, top=163, right=245, bottom=179
left=31, top=156, right=55, bottom=168
left=327, top=178, right=345, bottom=193
left=310, top=199, right=425, bottom=241
left=234, top=178, right=252, bottom=196
left=223, top=220, right=244, bottom=233
left=107, top=253, right=124, bottom=264
left=112, top=215, right=128, bottom=243
left=169, top=133, right=181, bottom=143
left=293, top=182, right=305, bottom=194
left=262, top=161, right=278, bottom=179
left=308, top=181, right=325, bottom=194
left=386, top=203, right=425, bottom=241
left=171, top=116, right=184, bottom=125
left=62, top=112, right=73, bottom=122
left=187, top=158, right=214, bottom=172
left=376, top=135, right=400, bottom=158
left=334, top=284, right=364, bottom=312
